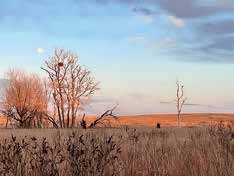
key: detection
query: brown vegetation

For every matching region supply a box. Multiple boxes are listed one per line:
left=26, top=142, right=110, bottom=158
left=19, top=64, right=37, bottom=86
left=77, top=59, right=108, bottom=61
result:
left=0, top=122, right=232, bottom=176
left=0, top=70, right=48, bottom=128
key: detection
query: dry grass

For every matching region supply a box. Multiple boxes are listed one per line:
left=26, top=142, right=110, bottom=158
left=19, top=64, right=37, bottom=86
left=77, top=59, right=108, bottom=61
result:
left=0, top=122, right=233, bottom=176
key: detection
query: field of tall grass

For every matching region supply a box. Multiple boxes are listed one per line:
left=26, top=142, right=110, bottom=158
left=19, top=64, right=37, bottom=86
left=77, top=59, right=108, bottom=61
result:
left=0, top=122, right=233, bottom=176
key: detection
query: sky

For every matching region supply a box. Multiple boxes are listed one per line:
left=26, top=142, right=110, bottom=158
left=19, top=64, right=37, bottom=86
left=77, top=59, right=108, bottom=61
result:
left=0, top=0, right=234, bottom=115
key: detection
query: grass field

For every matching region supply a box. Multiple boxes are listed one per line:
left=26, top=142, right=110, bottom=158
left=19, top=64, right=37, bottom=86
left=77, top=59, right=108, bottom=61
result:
left=0, top=114, right=233, bottom=175
left=0, top=124, right=233, bottom=176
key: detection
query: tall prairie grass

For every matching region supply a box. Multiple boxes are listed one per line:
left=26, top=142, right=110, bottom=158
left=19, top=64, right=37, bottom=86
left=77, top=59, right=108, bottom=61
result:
left=0, top=123, right=233, bottom=176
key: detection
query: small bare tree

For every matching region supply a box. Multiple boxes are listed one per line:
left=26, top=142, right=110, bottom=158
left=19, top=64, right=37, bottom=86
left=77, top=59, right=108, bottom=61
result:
left=41, top=49, right=99, bottom=128
left=0, top=70, right=48, bottom=128
left=80, top=104, right=119, bottom=129
left=175, top=79, right=187, bottom=128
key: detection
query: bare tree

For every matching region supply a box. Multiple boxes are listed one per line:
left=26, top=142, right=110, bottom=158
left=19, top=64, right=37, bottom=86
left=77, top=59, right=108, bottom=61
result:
left=175, top=79, right=187, bottom=128
left=41, top=49, right=99, bottom=128
left=80, top=104, right=119, bottom=129
left=0, top=70, right=48, bottom=128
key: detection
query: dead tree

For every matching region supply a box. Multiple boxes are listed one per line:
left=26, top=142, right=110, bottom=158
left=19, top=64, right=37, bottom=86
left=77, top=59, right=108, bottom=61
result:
left=176, top=79, right=187, bottom=128
left=0, top=70, right=48, bottom=128
left=43, top=113, right=59, bottom=128
left=41, top=49, right=99, bottom=128
left=81, top=105, right=119, bottom=129
left=80, top=114, right=87, bottom=129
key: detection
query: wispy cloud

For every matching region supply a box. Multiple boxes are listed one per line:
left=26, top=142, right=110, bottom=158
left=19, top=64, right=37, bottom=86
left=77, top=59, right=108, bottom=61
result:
left=160, top=101, right=216, bottom=108
left=125, top=36, right=176, bottom=51
left=151, top=37, right=176, bottom=49
left=198, top=19, right=234, bottom=36
left=157, top=0, right=234, bottom=19
left=136, top=14, right=154, bottom=24
left=168, top=15, right=185, bottom=28
left=130, top=0, right=234, bottom=62
left=132, top=7, right=155, bottom=16
left=160, top=101, right=172, bottom=104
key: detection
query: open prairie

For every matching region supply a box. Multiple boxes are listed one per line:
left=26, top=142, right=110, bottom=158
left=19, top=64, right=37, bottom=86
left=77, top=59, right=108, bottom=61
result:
left=1, top=113, right=234, bottom=128
left=82, top=113, right=234, bottom=127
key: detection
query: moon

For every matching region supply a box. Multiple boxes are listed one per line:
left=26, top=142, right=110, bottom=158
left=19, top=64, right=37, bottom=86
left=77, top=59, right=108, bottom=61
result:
left=36, top=48, right=44, bottom=54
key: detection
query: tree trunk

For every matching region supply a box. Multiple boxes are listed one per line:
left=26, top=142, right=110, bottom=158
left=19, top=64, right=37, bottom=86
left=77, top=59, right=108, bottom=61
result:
left=178, top=113, right=181, bottom=128
left=5, top=117, right=9, bottom=128
left=56, top=106, right=62, bottom=128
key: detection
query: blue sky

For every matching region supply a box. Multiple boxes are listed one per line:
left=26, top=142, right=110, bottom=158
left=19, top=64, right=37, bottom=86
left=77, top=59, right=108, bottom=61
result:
left=0, top=0, right=234, bottom=115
